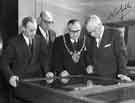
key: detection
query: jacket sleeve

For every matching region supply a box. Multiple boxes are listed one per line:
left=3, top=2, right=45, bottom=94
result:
left=0, top=40, right=15, bottom=82
left=113, top=30, right=128, bottom=75
left=39, top=37, right=49, bottom=74
left=50, top=36, right=64, bottom=75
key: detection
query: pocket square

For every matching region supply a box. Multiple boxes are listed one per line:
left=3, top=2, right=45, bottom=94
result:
left=104, top=44, right=111, bottom=48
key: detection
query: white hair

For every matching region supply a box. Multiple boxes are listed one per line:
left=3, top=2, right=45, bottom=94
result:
left=88, top=15, right=102, bottom=26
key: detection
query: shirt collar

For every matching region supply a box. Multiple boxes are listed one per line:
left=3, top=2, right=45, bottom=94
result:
left=39, top=26, right=48, bottom=39
left=23, top=34, right=29, bottom=46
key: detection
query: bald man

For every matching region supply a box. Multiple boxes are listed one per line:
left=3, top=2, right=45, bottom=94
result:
left=51, top=19, right=93, bottom=77
left=85, top=15, right=131, bottom=81
left=36, top=11, right=56, bottom=75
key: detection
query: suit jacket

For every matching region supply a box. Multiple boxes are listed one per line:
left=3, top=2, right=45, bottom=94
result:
left=51, top=33, right=93, bottom=75
left=1, top=34, right=47, bottom=81
left=89, top=27, right=128, bottom=78
left=36, top=26, right=56, bottom=71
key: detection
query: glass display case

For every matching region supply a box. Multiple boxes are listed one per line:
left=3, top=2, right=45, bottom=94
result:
left=14, top=75, right=135, bottom=103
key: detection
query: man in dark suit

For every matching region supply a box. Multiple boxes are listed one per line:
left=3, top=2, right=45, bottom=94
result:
left=51, top=19, right=93, bottom=77
left=1, top=16, right=47, bottom=88
left=85, top=15, right=131, bottom=81
left=36, top=11, right=56, bottom=76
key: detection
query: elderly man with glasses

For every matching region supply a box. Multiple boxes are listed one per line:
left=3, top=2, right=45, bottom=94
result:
left=51, top=19, right=93, bottom=78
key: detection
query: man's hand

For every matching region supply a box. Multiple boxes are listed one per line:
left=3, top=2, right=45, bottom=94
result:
left=9, top=75, right=19, bottom=88
left=118, top=74, right=132, bottom=82
left=60, top=70, right=70, bottom=77
left=46, top=72, right=54, bottom=84
left=46, top=72, right=54, bottom=78
left=60, top=78, right=70, bottom=84
left=86, top=65, right=94, bottom=74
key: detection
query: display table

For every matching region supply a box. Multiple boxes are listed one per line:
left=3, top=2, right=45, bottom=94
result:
left=14, top=75, right=135, bottom=103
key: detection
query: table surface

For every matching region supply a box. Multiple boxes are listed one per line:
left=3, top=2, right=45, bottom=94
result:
left=16, top=75, right=135, bottom=103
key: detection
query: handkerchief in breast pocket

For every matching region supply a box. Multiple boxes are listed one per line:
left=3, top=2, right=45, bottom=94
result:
left=104, top=43, right=111, bottom=48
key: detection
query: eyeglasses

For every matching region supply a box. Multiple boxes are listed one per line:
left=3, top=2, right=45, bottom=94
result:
left=69, top=30, right=81, bottom=33
left=42, top=19, right=54, bottom=24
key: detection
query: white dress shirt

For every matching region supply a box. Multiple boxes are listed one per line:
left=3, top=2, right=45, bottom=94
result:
left=96, top=26, right=104, bottom=48
left=23, top=34, right=30, bottom=46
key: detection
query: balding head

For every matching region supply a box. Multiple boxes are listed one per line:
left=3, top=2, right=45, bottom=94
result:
left=39, top=11, right=54, bottom=30
left=40, top=11, right=54, bottom=23
left=86, top=15, right=103, bottom=33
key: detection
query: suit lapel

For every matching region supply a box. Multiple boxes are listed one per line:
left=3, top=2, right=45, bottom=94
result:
left=37, top=26, right=45, bottom=41
left=37, top=26, right=49, bottom=44
left=13, top=35, right=32, bottom=64
left=37, top=26, right=42, bottom=36
left=19, top=34, right=31, bottom=56
left=98, top=28, right=109, bottom=48
left=30, top=36, right=39, bottom=63
left=65, top=34, right=74, bottom=51
left=31, top=37, right=36, bottom=59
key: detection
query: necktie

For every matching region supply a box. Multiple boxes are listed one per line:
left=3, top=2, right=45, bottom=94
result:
left=46, top=30, right=49, bottom=44
left=72, top=39, right=78, bottom=50
left=29, top=38, right=33, bottom=52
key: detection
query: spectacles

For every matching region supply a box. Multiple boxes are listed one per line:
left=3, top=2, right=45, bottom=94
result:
left=69, top=30, right=81, bottom=33
left=42, top=19, right=54, bottom=24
